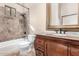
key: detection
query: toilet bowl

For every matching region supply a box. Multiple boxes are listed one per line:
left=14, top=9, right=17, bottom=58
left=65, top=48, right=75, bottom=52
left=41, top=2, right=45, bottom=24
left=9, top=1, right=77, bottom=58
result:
left=17, top=41, right=31, bottom=51
left=17, top=35, right=36, bottom=55
left=17, top=35, right=36, bottom=51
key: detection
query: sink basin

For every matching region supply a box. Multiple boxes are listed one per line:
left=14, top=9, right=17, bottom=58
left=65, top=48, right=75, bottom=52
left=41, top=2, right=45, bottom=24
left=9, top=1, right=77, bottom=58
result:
left=53, top=34, right=67, bottom=36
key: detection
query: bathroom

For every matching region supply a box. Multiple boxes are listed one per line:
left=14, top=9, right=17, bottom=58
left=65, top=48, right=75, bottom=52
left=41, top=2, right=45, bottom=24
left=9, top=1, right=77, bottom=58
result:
left=0, top=2, right=79, bottom=56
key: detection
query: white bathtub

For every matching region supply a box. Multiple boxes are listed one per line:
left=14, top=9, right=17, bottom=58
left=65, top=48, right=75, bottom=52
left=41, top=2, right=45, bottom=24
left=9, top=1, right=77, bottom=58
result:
left=0, top=35, right=36, bottom=56
left=0, top=35, right=35, bottom=48
left=0, top=38, right=25, bottom=48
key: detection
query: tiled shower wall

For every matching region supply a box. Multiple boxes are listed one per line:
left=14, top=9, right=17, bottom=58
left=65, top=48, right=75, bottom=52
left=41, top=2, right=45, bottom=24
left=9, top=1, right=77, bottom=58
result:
left=0, top=3, right=29, bottom=42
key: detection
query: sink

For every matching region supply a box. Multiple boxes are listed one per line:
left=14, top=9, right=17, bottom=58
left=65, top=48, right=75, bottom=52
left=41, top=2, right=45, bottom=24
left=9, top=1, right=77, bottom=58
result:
left=45, top=33, right=67, bottom=36
left=53, top=34, right=67, bottom=36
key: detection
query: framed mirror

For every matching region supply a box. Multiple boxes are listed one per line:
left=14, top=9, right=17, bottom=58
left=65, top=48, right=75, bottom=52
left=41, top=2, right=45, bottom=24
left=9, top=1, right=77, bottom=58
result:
left=46, top=3, right=79, bottom=31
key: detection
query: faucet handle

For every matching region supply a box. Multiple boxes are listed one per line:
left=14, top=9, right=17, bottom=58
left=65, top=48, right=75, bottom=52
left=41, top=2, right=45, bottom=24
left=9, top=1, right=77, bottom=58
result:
left=63, top=30, right=66, bottom=34
left=55, top=30, right=58, bottom=34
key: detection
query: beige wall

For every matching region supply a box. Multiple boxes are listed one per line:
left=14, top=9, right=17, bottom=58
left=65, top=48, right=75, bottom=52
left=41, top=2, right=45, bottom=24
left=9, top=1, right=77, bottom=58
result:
left=24, top=3, right=56, bottom=34
left=24, top=3, right=47, bottom=34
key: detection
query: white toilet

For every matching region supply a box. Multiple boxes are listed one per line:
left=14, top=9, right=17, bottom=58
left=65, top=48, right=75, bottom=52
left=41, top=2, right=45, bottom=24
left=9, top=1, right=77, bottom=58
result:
left=17, top=35, right=36, bottom=55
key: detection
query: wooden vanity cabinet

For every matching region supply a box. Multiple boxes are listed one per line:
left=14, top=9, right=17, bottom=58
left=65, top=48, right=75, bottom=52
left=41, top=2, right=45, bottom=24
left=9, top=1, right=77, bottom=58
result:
left=45, top=39, right=68, bottom=56
left=34, top=35, right=79, bottom=56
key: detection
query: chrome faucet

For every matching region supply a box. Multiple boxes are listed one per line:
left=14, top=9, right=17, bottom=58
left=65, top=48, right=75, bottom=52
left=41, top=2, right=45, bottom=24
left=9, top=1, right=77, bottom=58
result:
left=59, top=28, right=62, bottom=34
left=55, top=28, right=66, bottom=34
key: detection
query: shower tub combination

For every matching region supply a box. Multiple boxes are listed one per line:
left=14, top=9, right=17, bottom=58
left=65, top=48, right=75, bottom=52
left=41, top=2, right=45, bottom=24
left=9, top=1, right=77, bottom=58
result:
left=0, top=35, right=36, bottom=56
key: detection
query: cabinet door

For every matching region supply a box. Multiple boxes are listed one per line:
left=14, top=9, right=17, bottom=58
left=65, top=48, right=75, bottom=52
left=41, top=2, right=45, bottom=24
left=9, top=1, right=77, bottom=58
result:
left=46, top=40, right=68, bottom=56
left=69, top=45, right=79, bottom=56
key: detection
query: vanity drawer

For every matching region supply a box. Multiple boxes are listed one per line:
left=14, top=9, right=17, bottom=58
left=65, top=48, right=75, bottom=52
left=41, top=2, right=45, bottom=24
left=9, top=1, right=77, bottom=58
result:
left=36, top=50, right=44, bottom=56
left=36, top=38, right=44, bottom=45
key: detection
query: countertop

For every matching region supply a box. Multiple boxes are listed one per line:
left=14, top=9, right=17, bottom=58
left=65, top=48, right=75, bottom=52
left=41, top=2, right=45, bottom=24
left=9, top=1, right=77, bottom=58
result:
left=36, top=33, right=79, bottom=41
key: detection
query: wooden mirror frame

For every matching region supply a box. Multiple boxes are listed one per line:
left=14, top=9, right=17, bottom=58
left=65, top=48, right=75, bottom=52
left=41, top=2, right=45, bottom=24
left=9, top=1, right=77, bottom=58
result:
left=46, top=3, right=61, bottom=31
